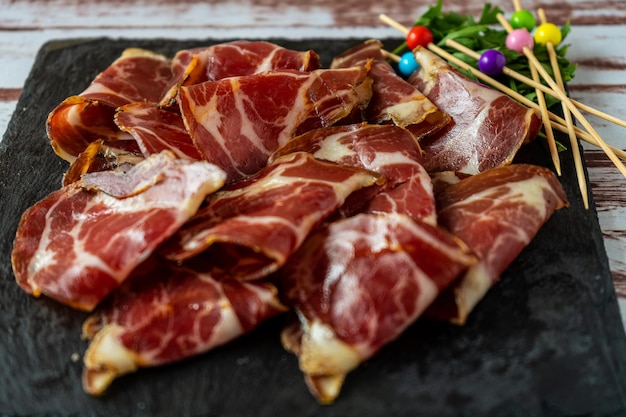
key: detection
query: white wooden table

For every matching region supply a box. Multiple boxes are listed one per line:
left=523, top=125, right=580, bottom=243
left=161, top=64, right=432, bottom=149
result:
left=1, top=0, right=625, bottom=328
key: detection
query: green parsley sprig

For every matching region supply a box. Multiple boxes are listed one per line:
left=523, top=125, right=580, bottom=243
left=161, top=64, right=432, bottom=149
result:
left=393, top=0, right=577, bottom=109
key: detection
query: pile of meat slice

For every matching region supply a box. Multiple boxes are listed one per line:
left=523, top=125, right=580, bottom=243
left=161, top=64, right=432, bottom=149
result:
left=11, top=39, right=569, bottom=403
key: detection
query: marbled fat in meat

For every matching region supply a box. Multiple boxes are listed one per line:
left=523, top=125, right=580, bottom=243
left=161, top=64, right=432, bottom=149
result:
left=11, top=151, right=227, bottom=311
left=160, top=151, right=385, bottom=280
left=178, top=66, right=373, bottom=182
left=408, top=46, right=542, bottom=174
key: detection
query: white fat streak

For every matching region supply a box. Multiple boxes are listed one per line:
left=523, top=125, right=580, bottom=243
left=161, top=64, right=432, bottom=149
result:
left=232, top=80, right=275, bottom=155
left=253, top=45, right=281, bottom=73
left=312, top=131, right=355, bottom=161
left=261, top=153, right=377, bottom=196
left=281, top=72, right=313, bottom=146
left=299, top=318, right=361, bottom=376
left=383, top=99, right=435, bottom=127
left=67, top=101, right=90, bottom=126
left=195, top=297, right=244, bottom=351
left=82, top=324, right=138, bottom=395
left=446, top=176, right=553, bottom=221
left=187, top=85, right=248, bottom=178
left=81, top=82, right=121, bottom=98
left=413, top=48, right=448, bottom=95
left=452, top=262, right=493, bottom=325
left=366, top=150, right=422, bottom=172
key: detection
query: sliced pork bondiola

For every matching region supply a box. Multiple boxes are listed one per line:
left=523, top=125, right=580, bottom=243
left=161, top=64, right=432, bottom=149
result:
left=62, top=139, right=146, bottom=186
left=47, top=48, right=173, bottom=162
left=160, top=40, right=321, bottom=107
left=81, top=257, right=287, bottom=396
left=426, top=164, right=569, bottom=324
left=271, top=123, right=437, bottom=224
left=11, top=151, right=227, bottom=312
left=114, top=102, right=203, bottom=160
left=278, top=212, right=477, bottom=404
left=408, top=46, right=542, bottom=174
left=160, top=151, right=385, bottom=280
left=330, top=39, right=450, bottom=136
left=178, top=65, right=373, bottom=183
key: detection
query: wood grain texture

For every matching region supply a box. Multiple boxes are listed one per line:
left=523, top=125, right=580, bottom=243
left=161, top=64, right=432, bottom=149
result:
left=2, top=0, right=626, bottom=28
left=0, top=0, right=625, bottom=330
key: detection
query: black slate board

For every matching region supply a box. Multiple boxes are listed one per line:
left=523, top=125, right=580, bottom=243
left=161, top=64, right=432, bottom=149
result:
left=1, top=37, right=626, bottom=417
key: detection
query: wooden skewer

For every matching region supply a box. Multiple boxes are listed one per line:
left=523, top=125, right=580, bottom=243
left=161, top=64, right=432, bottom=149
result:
left=496, top=13, right=626, bottom=179
left=447, top=40, right=626, bottom=130
left=537, top=7, right=589, bottom=208
left=498, top=12, right=561, bottom=176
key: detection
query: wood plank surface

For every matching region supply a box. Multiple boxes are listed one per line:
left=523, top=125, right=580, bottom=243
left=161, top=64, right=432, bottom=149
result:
left=1, top=0, right=625, bottom=331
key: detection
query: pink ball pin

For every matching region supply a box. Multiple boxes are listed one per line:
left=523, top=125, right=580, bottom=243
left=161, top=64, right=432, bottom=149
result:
left=505, top=28, right=534, bottom=53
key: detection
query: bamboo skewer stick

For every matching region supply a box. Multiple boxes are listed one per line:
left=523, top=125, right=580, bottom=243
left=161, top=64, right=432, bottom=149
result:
left=537, top=8, right=589, bottom=208
left=378, top=13, right=626, bottom=179
left=495, top=12, right=626, bottom=179
left=498, top=12, right=561, bottom=176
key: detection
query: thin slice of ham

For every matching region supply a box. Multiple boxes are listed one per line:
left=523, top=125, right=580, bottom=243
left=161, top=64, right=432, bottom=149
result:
left=47, top=48, right=173, bottom=162
left=81, top=257, right=287, bottom=396
left=178, top=65, right=373, bottom=183
left=62, top=139, right=145, bottom=186
left=160, top=151, right=385, bottom=280
left=12, top=151, right=227, bottom=311
left=271, top=123, right=437, bottom=224
left=330, top=39, right=450, bottom=136
left=160, top=40, right=321, bottom=107
left=114, top=102, right=203, bottom=160
left=278, top=212, right=476, bottom=404
left=408, top=46, right=542, bottom=174
left=426, top=163, right=569, bottom=324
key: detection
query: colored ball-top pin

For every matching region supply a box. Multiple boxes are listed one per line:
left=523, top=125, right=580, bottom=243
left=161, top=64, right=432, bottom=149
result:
left=534, top=22, right=563, bottom=45
left=478, top=49, right=507, bottom=76
left=406, top=25, right=433, bottom=50
left=398, top=51, right=420, bottom=76
left=505, top=28, right=534, bottom=53
left=509, top=9, right=536, bottom=31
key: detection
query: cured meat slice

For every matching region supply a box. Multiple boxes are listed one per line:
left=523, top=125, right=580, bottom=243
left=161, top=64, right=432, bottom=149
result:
left=11, top=151, right=227, bottom=311
left=115, top=102, right=203, bottom=160
left=160, top=151, right=385, bottom=280
left=81, top=257, right=287, bottom=396
left=408, top=46, right=542, bottom=174
left=331, top=39, right=450, bottom=136
left=178, top=65, right=373, bottom=182
left=271, top=123, right=436, bottom=224
left=62, top=139, right=145, bottom=186
left=46, top=96, right=135, bottom=162
left=47, top=48, right=173, bottom=162
left=426, top=163, right=569, bottom=324
left=160, top=40, right=321, bottom=107
left=278, top=212, right=476, bottom=404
